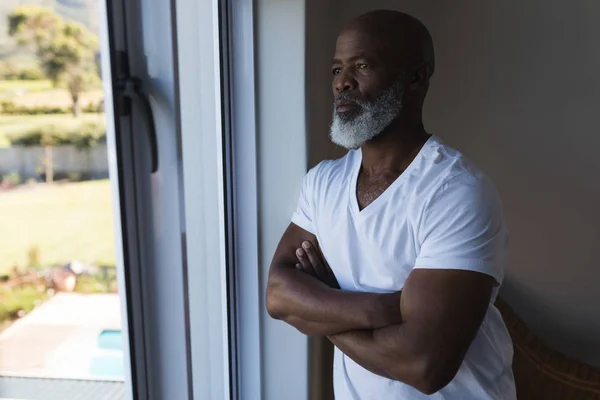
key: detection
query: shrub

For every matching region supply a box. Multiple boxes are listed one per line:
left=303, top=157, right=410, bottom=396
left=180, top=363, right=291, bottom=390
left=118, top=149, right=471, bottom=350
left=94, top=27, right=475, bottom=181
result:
left=18, top=67, right=45, bottom=80
left=0, top=63, right=45, bottom=80
left=82, top=100, right=104, bottom=114
left=74, top=270, right=118, bottom=294
left=2, top=172, right=22, bottom=186
left=8, top=122, right=106, bottom=149
left=1, top=100, right=104, bottom=116
left=0, top=285, right=48, bottom=323
left=0, top=62, right=18, bottom=80
left=67, top=172, right=83, bottom=182
left=1, top=101, right=69, bottom=115
left=70, top=122, right=106, bottom=149
left=8, top=130, right=43, bottom=146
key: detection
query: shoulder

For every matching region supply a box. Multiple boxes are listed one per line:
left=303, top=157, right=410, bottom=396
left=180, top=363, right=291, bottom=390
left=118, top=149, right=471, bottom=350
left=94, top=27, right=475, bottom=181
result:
left=411, top=137, right=504, bottom=222
left=304, top=150, right=358, bottom=190
left=418, top=137, right=500, bottom=201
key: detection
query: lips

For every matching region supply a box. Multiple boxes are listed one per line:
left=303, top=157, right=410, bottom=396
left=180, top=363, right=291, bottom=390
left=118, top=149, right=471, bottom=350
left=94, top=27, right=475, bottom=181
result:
left=335, top=100, right=359, bottom=113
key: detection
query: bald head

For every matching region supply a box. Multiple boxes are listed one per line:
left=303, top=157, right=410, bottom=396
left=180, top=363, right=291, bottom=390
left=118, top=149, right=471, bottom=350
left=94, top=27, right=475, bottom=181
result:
left=342, top=10, right=435, bottom=78
left=332, top=10, right=435, bottom=103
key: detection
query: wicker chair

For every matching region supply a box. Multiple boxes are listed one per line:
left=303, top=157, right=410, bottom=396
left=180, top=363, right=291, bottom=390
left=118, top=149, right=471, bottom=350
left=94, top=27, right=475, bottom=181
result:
left=495, top=298, right=600, bottom=399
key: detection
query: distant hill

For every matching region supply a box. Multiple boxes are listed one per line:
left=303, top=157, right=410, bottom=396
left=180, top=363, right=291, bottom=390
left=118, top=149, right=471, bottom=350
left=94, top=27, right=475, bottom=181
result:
left=0, top=0, right=99, bottom=62
left=54, top=0, right=100, bottom=34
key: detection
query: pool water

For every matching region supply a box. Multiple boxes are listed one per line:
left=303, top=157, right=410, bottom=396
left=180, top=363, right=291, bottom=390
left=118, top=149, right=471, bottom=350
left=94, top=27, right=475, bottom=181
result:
left=97, top=329, right=123, bottom=351
left=89, top=329, right=125, bottom=379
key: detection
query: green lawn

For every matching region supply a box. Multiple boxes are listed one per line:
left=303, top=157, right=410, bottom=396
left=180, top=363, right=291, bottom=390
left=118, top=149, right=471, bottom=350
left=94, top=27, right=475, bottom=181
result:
left=0, top=79, right=53, bottom=95
left=0, top=79, right=104, bottom=105
left=0, top=180, right=116, bottom=273
left=0, top=113, right=106, bottom=147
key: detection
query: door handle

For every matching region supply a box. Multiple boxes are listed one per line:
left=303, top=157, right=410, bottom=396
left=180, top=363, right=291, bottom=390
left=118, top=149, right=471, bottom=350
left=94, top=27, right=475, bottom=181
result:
left=115, top=51, right=159, bottom=173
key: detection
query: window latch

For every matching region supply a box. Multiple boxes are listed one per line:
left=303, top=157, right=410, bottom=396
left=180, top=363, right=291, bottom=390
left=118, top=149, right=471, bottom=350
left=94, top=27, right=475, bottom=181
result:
left=115, top=51, right=159, bottom=173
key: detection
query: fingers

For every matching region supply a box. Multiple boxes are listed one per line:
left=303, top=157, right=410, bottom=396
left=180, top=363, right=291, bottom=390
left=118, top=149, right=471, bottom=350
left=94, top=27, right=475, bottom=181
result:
left=296, top=247, right=317, bottom=278
left=301, top=241, right=330, bottom=282
left=295, top=241, right=339, bottom=288
left=302, top=241, right=322, bottom=266
left=308, top=241, right=340, bottom=289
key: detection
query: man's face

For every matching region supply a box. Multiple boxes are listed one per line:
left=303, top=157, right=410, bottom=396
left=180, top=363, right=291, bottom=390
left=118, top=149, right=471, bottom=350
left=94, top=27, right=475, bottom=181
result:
left=329, top=28, right=405, bottom=149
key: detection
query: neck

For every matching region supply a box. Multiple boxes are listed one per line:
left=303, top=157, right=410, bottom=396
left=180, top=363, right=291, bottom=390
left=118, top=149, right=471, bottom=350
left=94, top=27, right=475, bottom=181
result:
left=360, top=118, right=430, bottom=175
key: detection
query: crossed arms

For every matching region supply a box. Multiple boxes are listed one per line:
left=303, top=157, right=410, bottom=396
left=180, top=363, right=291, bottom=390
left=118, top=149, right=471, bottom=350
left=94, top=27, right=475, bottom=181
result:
left=266, top=223, right=495, bottom=395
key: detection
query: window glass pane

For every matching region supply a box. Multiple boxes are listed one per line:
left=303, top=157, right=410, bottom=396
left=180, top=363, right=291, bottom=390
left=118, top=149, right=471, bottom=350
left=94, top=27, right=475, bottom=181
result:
left=0, top=2, right=126, bottom=398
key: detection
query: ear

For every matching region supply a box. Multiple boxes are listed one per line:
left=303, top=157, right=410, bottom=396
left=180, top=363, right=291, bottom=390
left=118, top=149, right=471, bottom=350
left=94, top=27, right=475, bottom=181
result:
left=410, top=61, right=433, bottom=90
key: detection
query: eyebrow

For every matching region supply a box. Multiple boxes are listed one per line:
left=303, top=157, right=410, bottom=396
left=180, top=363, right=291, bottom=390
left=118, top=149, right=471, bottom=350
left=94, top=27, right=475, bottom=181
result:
left=331, top=55, right=370, bottom=65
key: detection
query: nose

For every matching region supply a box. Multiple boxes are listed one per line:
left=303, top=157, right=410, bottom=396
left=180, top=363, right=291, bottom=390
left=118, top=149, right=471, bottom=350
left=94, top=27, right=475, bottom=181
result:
left=334, top=71, right=357, bottom=94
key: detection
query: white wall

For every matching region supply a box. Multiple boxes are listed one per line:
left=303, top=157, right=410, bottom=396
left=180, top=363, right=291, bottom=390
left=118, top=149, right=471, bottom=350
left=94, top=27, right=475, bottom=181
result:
left=307, top=0, right=600, bottom=366
left=0, top=145, right=109, bottom=178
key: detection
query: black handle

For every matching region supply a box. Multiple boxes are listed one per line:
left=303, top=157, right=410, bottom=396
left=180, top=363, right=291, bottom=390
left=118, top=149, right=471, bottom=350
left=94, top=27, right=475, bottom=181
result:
left=121, top=78, right=159, bottom=173
left=115, top=51, right=159, bottom=173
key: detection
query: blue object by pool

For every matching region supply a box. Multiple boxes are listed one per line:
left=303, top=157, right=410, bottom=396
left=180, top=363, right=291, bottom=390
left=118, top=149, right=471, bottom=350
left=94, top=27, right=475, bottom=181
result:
left=90, top=330, right=125, bottom=379
left=97, top=329, right=123, bottom=351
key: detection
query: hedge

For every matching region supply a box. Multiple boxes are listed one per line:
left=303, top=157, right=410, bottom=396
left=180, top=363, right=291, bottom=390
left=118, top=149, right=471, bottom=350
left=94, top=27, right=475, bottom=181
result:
left=0, top=68, right=45, bottom=81
left=1, top=101, right=68, bottom=115
left=0, top=101, right=104, bottom=116
left=0, top=285, right=48, bottom=323
left=7, top=122, right=107, bottom=149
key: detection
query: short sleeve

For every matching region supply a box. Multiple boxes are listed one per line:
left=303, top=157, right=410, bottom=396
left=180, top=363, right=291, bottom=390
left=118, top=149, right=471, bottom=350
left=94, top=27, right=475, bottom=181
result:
left=414, top=174, right=508, bottom=285
left=291, top=164, right=321, bottom=235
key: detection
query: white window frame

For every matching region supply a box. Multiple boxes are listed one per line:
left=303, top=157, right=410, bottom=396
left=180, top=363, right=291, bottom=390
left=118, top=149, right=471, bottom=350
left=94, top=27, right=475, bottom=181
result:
left=225, top=0, right=263, bottom=398
left=174, top=0, right=232, bottom=398
left=103, top=0, right=311, bottom=397
left=99, top=0, right=147, bottom=398
left=102, top=0, right=233, bottom=397
left=225, top=0, right=312, bottom=398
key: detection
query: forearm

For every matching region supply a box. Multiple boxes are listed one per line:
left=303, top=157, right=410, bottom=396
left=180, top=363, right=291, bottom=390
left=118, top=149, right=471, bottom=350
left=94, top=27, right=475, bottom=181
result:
left=266, top=263, right=400, bottom=336
left=328, top=329, right=395, bottom=379
left=329, top=269, right=495, bottom=395
left=328, top=324, right=434, bottom=393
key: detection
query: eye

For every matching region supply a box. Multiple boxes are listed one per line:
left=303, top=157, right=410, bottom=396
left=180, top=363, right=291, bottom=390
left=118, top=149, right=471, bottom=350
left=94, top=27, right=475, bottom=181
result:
left=332, top=67, right=342, bottom=75
left=356, top=63, right=369, bottom=70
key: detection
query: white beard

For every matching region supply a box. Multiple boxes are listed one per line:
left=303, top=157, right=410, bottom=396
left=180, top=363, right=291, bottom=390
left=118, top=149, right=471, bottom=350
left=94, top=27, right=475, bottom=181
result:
left=329, top=78, right=404, bottom=150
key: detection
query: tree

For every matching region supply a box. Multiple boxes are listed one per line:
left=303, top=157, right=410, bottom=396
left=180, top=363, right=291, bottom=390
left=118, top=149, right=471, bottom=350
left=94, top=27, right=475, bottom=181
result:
left=8, top=6, right=100, bottom=117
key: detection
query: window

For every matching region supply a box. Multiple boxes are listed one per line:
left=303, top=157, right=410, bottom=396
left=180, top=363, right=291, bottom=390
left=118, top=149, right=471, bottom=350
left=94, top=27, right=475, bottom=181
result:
left=0, top=1, right=127, bottom=398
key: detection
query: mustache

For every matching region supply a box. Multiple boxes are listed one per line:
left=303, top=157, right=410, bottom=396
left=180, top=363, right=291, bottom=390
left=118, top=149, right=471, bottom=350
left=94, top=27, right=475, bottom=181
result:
left=334, top=92, right=368, bottom=107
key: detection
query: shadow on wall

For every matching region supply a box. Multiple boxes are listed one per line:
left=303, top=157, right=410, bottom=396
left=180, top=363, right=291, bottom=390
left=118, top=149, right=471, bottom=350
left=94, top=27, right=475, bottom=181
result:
left=423, top=0, right=600, bottom=367
left=305, top=0, right=347, bottom=168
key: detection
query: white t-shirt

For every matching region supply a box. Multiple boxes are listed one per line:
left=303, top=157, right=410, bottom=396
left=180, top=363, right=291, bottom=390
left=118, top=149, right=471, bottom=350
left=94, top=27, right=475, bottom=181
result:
left=291, top=135, right=516, bottom=400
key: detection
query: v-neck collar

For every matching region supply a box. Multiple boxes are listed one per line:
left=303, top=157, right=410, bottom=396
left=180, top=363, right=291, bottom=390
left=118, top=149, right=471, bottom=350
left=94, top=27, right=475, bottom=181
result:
left=349, top=135, right=436, bottom=217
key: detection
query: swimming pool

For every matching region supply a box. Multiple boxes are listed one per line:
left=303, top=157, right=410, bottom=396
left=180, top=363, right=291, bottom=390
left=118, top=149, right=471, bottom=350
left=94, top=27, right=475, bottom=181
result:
left=89, top=329, right=125, bottom=379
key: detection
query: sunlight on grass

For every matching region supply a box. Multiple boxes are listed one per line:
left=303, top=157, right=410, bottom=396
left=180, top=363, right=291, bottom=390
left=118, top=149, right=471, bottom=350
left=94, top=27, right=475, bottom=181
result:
left=0, top=180, right=116, bottom=273
left=0, top=79, right=53, bottom=95
left=12, top=88, right=104, bottom=108
left=0, top=80, right=103, bottom=106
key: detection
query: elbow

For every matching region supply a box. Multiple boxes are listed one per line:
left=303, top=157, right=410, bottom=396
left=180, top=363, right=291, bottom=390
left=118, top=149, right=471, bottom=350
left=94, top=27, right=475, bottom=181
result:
left=413, top=377, right=450, bottom=396
left=265, top=278, right=286, bottom=320
left=389, top=355, right=459, bottom=395
left=265, top=286, right=282, bottom=319
left=266, top=278, right=316, bottom=336
left=412, top=357, right=459, bottom=395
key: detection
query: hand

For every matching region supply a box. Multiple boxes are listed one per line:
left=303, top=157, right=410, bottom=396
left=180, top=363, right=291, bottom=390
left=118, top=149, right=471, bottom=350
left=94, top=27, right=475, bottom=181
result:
left=295, top=241, right=340, bottom=289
